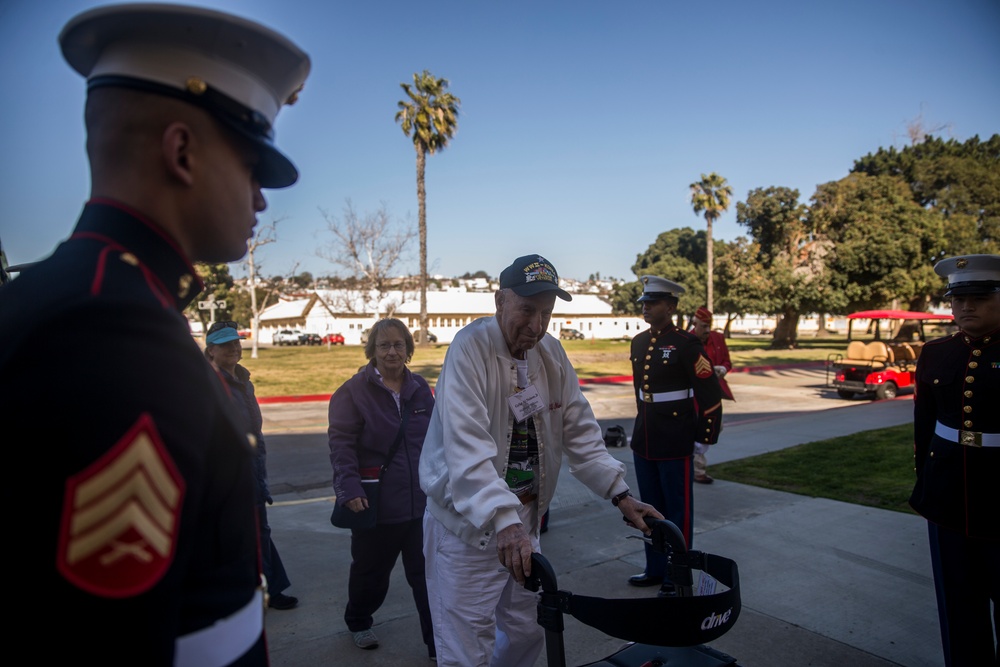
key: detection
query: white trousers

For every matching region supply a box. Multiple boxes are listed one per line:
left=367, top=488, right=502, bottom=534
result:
left=423, top=507, right=543, bottom=667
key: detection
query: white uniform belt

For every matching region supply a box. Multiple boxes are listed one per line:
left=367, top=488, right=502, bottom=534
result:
left=174, top=589, right=263, bottom=667
left=935, top=421, right=1000, bottom=448
left=641, top=388, right=693, bottom=403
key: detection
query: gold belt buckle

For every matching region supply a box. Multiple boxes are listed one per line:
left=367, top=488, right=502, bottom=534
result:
left=643, top=392, right=653, bottom=403
left=959, top=430, right=983, bottom=447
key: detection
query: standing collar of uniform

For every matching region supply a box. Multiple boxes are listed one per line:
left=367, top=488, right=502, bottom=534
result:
left=959, top=326, right=1000, bottom=345
left=650, top=322, right=677, bottom=337
left=74, top=198, right=205, bottom=309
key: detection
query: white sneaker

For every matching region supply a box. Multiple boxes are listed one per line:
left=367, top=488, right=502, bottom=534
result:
left=352, top=629, right=379, bottom=650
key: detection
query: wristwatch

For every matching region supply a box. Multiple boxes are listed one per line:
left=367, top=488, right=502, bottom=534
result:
left=611, top=490, right=632, bottom=507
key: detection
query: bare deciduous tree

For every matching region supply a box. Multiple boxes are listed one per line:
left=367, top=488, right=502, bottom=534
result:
left=244, top=217, right=297, bottom=359
left=317, top=200, right=415, bottom=318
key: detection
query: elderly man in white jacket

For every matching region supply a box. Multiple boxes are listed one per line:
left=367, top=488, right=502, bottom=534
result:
left=420, top=254, right=662, bottom=667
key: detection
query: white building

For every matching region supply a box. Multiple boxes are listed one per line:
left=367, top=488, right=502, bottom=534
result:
left=254, top=288, right=647, bottom=344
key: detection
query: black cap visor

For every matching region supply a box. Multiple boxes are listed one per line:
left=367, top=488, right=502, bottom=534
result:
left=88, top=75, right=299, bottom=188
left=944, top=281, right=1000, bottom=297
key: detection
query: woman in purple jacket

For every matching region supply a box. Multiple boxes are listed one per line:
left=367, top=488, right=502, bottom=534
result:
left=327, top=318, right=435, bottom=658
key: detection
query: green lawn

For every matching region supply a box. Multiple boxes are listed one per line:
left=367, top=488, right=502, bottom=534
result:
left=238, top=335, right=845, bottom=398
left=710, top=423, right=917, bottom=515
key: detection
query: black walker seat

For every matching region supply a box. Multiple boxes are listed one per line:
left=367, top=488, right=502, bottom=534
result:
left=526, top=519, right=743, bottom=667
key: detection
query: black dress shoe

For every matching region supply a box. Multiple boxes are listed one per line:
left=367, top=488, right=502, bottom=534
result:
left=627, top=573, right=664, bottom=587
left=657, top=583, right=679, bottom=598
left=268, top=592, right=299, bottom=610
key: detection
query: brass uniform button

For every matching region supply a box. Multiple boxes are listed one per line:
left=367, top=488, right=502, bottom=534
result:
left=643, top=384, right=650, bottom=390
left=963, top=406, right=972, bottom=413
left=643, top=375, right=649, bottom=381
left=964, top=420, right=973, bottom=428
left=645, top=355, right=651, bottom=361
left=968, top=362, right=978, bottom=369
left=972, top=349, right=982, bottom=357
left=930, top=451, right=935, bottom=458
left=966, top=376, right=975, bottom=383
left=965, top=390, right=973, bottom=398
left=672, top=412, right=678, bottom=417
left=933, top=379, right=940, bottom=384
left=120, top=252, right=138, bottom=266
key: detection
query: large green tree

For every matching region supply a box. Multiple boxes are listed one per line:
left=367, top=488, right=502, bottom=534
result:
left=851, top=134, right=1000, bottom=257
left=690, top=172, right=732, bottom=312
left=395, top=70, right=461, bottom=344
left=185, top=264, right=239, bottom=331
left=810, top=173, right=944, bottom=312
left=734, top=187, right=830, bottom=348
left=611, top=227, right=710, bottom=322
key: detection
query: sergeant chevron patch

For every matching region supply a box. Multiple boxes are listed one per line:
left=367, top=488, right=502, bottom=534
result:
left=57, top=414, right=185, bottom=598
left=695, top=354, right=714, bottom=378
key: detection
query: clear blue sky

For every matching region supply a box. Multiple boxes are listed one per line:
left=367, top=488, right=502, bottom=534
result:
left=2, top=0, right=998, bottom=283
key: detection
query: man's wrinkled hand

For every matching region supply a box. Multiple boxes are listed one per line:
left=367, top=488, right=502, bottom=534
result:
left=496, top=523, right=534, bottom=584
left=617, top=496, right=663, bottom=535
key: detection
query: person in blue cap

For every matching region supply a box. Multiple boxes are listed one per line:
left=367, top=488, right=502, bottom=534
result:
left=910, top=254, right=1000, bottom=666
left=205, top=322, right=298, bottom=612
left=0, top=4, right=309, bottom=664
left=627, top=275, right=723, bottom=597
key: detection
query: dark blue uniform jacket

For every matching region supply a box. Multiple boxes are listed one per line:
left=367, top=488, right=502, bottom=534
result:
left=0, top=200, right=265, bottom=664
left=910, top=329, right=1000, bottom=541
left=630, top=324, right=723, bottom=460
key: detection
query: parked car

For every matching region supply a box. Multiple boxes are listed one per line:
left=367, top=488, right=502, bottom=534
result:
left=273, top=329, right=304, bottom=346
left=301, top=333, right=322, bottom=346
left=559, top=328, right=585, bottom=340
left=826, top=310, right=954, bottom=400
left=322, top=332, right=345, bottom=345
left=413, top=330, right=438, bottom=343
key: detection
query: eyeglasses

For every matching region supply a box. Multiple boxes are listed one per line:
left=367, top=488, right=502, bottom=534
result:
left=208, top=320, right=239, bottom=334
left=376, top=342, right=406, bottom=353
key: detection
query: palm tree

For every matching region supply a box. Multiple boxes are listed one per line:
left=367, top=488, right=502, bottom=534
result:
left=689, top=172, right=732, bottom=311
left=395, top=70, right=461, bottom=344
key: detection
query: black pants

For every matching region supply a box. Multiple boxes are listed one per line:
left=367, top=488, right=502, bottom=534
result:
left=259, top=503, right=290, bottom=594
left=345, top=518, right=434, bottom=648
left=928, top=522, right=1000, bottom=666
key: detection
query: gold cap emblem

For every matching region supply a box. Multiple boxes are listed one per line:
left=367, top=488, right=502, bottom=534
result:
left=286, top=83, right=304, bottom=106
left=185, top=77, right=207, bottom=95
left=956, top=257, right=968, bottom=269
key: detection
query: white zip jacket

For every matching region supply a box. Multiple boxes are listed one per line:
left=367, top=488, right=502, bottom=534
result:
left=419, top=315, right=629, bottom=550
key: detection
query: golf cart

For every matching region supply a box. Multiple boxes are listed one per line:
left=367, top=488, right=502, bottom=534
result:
left=826, top=310, right=954, bottom=400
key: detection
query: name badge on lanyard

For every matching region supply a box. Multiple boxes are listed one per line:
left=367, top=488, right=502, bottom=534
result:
left=508, top=385, right=544, bottom=422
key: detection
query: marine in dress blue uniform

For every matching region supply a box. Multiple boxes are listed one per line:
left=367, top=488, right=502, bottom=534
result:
left=0, top=5, right=309, bottom=665
left=627, top=276, right=723, bottom=596
left=909, top=254, right=1000, bottom=666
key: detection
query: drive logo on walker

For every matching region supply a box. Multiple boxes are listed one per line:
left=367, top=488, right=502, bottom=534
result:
left=701, top=607, right=733, bottom=630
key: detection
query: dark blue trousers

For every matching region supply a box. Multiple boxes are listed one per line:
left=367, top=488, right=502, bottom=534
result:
left=633, top=453, right=694, bottom=580
left=927, top=522, right=999, bottom=666
left=259, top=504, right=291, bottom=594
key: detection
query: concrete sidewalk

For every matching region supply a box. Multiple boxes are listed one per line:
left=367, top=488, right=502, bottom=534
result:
left=262, top=396, right=941, bottom=667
